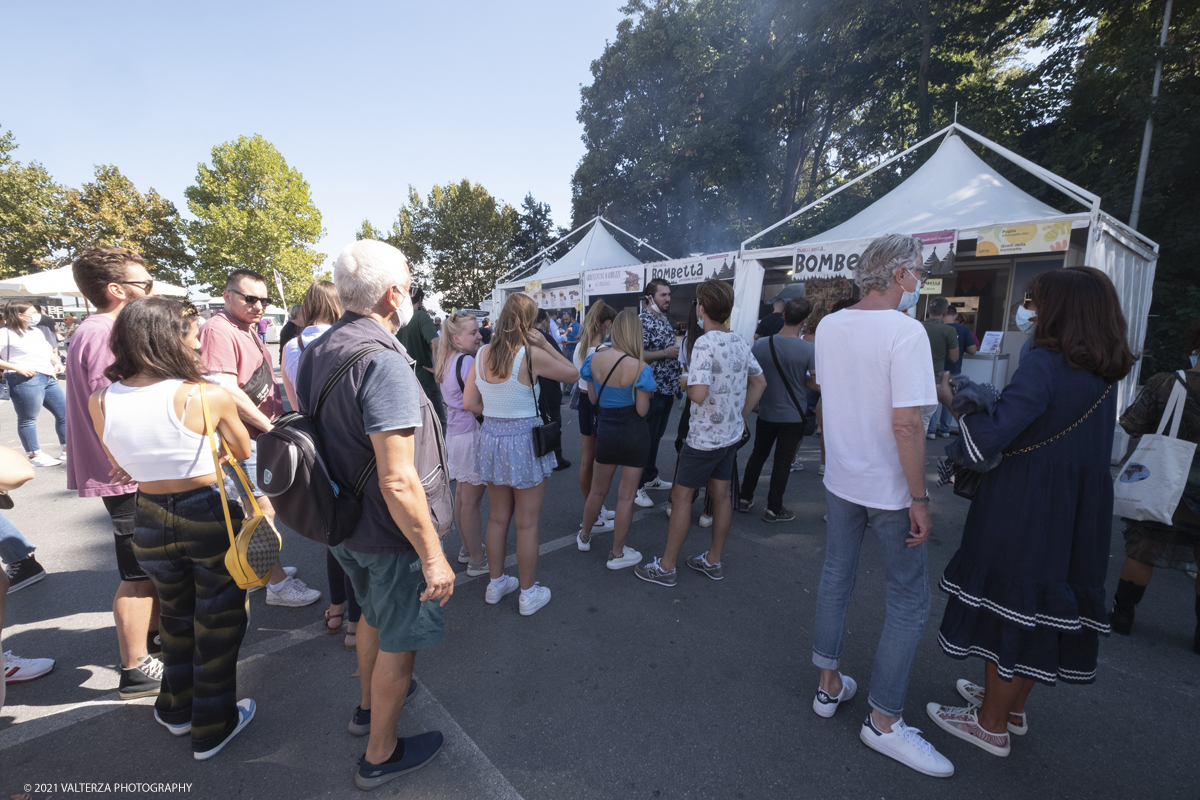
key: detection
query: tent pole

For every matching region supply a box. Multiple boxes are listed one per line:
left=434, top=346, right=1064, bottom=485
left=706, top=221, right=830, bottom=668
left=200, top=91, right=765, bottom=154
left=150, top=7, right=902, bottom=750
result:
left=1129, top=0, right=1173, bottom=232
left=495, top=216, right=600, bottom=285
left=598, top=216, right=673, bottom=260
left=741, top=124, right=956, bottom=250
left=950, top=123, right=1098, bottom=210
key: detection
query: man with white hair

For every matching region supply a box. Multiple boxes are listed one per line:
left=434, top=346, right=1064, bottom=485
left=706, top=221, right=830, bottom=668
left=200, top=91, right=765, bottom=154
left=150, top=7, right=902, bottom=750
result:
left=294, top=240, right=455, bottom=791
left=809, top=234, right=953, bottom=778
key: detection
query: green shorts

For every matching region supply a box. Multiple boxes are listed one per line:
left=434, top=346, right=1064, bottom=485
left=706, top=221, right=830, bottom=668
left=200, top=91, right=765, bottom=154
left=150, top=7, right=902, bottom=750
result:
left=331, top=545, right=445, bottom=654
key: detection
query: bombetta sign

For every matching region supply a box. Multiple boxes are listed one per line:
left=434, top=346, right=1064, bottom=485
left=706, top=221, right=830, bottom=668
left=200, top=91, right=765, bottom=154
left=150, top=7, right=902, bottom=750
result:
left=645, top=253, right=735, bottom=285
left=794, top=239, right=873, bottom=277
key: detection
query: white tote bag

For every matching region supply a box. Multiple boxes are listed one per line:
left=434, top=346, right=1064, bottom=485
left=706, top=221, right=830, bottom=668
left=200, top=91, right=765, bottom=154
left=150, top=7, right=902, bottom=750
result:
left=1113, top=372, right=1196, bottom=524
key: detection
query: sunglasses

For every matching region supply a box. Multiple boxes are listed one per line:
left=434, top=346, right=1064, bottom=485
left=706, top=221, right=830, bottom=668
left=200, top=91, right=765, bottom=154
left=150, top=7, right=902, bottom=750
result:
left=229, top=288, right=271, bottom=307
left=119, top=279, right=155, bottom=293
left=180, top=299, right=199, bottom=318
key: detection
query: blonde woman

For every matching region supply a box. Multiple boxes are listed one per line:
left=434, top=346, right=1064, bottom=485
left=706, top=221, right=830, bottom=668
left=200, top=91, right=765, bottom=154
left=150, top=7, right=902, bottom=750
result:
left=434, top=312, right=488, bottom=578
left=463, top=294, right=578, bottom=616
left=574, top=301, right=619, bottom=538
left=577, top=310, right=656, bottom=569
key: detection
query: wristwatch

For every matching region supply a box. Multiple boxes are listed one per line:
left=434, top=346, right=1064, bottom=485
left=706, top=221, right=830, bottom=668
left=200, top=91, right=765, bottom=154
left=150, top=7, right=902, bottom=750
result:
left=910, top=492, right=930, bottom=503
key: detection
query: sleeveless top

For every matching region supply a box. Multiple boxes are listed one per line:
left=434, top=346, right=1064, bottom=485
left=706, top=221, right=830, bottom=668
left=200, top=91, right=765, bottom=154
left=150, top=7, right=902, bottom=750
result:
left=101, top=379, right=210, bottom=482
left=473, top=346, right=540, bottom=419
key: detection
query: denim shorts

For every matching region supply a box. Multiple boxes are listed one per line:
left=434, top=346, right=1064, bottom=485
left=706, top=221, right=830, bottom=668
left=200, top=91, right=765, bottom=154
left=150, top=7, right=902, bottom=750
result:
left=594, top=405, right=649, bottom=467
left=331, top=545, right=445, bottom=654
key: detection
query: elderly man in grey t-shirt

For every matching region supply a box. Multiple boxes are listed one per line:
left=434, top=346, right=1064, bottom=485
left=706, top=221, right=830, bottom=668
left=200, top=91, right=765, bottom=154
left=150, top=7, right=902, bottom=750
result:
left=738, top=298, right=816, bottom=522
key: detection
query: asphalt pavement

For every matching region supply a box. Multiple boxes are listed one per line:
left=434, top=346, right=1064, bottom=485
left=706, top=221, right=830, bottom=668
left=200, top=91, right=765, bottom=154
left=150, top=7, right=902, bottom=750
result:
left=1, top=361, right=1197, bottom=799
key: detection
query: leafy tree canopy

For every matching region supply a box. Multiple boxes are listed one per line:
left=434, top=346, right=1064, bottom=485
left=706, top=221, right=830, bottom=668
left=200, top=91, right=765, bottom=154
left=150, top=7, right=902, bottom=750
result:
left=0, top=126, right=64, bottom=278
left=184, top=134, right=325, bottom=304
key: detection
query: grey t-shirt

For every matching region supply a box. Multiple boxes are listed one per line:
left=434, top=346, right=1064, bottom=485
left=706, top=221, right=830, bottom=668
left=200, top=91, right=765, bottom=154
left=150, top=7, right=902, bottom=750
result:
left=752, top=334, right=815, bottom=424
left=359, top=350, right=424, bottom=435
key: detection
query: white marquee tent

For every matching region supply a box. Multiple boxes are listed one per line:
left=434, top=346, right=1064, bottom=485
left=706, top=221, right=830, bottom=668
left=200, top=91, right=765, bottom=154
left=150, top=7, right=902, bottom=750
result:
left=737, top=122, right=1159, bottom=420
left=0, top=265, right=188, bottom=299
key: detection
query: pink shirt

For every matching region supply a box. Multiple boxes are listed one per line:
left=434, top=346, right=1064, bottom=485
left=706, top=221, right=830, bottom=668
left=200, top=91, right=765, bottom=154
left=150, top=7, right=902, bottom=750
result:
left=65, top=315, right=136, bottom=498
left=439, top=353, right=480, bottom=437
left=198, top=311, right=283, bottom=438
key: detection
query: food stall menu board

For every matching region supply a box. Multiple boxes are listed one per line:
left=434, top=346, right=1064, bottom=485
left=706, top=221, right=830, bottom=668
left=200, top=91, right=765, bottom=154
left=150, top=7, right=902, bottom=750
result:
left=978, top=331, right=1004, bottom=355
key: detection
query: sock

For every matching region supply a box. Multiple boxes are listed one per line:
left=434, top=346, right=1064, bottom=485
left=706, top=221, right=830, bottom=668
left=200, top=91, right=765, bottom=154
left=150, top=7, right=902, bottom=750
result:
left=490, top=576, right=508, bottom=589
left=521, top=585, right=537, bottom=598
left=383, top=739, right=406, bottom=764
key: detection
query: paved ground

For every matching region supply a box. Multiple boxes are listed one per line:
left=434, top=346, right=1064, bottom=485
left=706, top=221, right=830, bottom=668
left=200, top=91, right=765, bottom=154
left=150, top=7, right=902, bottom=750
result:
left=1, top=361, right=1198, bottom=799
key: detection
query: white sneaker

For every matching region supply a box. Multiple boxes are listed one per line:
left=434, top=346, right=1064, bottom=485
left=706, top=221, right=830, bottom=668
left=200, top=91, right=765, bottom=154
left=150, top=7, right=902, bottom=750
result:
left=817, top=464, right=825, bottom=476
left=859, top=714, right=954, bottom=778
left=643, top=477, right=672, bottom=491
left=790, top=460, right=803, bottom=472
left=458, top=546, right=470, bottom=564
left=591, top=517, right=615, bottom=534
left=28, top=452, right=62, bottom=467
left=600, top=505, right=615, bottom=521
left=925, top=433, right=937, bottom=440
left=249, top=566, right=296, bottom=593
left=518, top=583, right=552, bottom=616
left=485, top=574, right=520, bottom=604
left=3, top=650, right=55, bottom=683
left=812, top=673, right=856, bottom=718
left=699, top=514, right=713, bottom=528
left=606, top=547, right=642, bottom=570
left=576, top=528, right=592, bottom=552
left=634, top=488, right=654, bottom=508
left=265, top=575, right=321, bottom=607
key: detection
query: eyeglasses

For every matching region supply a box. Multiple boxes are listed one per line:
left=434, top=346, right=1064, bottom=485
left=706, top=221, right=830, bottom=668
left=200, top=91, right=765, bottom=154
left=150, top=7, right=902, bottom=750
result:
left=908, top=267, right=931, bottom=286
left=180, top=300, right=199, bottom=318
left=119, top=279, right=155, bottom=294
left=229, top=288, right=271, bottom=307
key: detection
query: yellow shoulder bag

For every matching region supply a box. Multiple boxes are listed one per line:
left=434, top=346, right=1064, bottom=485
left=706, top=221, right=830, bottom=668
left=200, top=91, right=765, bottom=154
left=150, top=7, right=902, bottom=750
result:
left=200, top=383, right=281, bottom=590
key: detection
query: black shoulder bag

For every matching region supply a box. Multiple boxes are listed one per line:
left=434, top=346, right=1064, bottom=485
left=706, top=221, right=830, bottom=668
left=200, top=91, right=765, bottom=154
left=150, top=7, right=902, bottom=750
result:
left=768, top=335, right=817, bottom=436
left=526, top=347, right=562, bottom=457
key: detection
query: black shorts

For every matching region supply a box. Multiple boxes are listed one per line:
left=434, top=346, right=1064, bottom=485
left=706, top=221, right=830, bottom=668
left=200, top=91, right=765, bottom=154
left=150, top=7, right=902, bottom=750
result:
left=594, top=405, right=650, bottom=467
left=674, top=443, right=738, bottom=490
left=577, top=390, right=599, bottom=438
left=103, top=492, right=149, bottom=582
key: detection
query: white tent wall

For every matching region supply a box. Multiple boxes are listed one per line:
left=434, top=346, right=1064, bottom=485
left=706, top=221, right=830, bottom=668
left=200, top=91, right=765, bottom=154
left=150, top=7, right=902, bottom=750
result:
left=730, top=258, right=764, bottom=341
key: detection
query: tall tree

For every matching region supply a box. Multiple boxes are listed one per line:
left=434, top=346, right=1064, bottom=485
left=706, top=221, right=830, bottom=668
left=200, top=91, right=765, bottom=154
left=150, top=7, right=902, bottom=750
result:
left=0, top=127, right=64, bottom=278
left=61, top=165, right=193, bottom=286
left=511, top=194, right=563, bottom=265
left=368, top=181, right=515, bottom=309
left=184, top=134, right=325, bottom=304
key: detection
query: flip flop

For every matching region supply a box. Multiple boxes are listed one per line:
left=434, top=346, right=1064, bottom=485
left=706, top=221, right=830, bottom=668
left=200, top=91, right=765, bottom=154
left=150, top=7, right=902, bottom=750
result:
left=324, top=607, right=345, bottom=635
left=345, top=624, right=357, bottom=651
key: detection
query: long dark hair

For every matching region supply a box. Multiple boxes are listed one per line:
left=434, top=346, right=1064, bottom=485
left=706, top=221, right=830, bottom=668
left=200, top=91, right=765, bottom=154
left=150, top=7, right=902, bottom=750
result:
left=105, top=297, right=205, bottom=383
left=3, top=300, right=34, bottom=333
left=685, top=299, right=702, bottom=363
left=1029, top=267, right=1134, bottom=384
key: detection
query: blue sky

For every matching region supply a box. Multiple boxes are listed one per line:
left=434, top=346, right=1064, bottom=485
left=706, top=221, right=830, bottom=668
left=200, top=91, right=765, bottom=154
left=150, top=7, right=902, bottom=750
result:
left=3, top=0, right=627, bottom=273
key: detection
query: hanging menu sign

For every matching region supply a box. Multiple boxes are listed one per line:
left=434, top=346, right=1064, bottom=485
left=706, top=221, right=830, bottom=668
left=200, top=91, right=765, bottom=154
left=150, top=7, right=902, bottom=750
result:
left=584, top=266, right=644, bottom=295
left=794, top=239, right=873, bottom=277
left=976, top=220, right=1070, bottom=257
left=524, top=283, right=581, bottom=309
left=644, top=253, right=735, bottom=285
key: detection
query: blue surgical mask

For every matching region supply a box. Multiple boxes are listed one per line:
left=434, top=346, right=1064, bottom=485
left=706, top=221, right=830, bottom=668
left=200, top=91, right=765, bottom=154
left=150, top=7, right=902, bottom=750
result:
left=1191, top=354, right=1198, bottom=368
left=1015, top=305, right=1036, bottom=335
left=897, top=270, right=920, bottom=313
left=696, top=318, right=704, bottom=330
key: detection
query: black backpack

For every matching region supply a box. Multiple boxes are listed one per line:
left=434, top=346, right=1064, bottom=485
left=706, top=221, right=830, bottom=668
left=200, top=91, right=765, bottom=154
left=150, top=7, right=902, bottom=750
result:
left=256, top=346, right=383, bottom=547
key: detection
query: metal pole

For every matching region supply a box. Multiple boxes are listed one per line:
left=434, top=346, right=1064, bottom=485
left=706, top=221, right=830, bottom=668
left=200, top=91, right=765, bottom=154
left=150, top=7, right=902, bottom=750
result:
left=1129, top=0, right=1173, bottom=231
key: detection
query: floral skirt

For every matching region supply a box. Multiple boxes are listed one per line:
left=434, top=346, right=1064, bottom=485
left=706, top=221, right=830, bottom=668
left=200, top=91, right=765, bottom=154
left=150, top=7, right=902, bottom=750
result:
left=474, top=416, right=555, bottom=490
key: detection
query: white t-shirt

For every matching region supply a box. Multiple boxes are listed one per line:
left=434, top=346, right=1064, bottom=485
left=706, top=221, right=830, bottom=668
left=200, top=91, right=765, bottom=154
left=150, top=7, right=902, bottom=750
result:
left=282, top=324, right=332, bottom=386
left=1, top=327, right=56, bottom=376
left=687, top=330, right=762, bottom=451
left=815, top=308, right=937, bottom=510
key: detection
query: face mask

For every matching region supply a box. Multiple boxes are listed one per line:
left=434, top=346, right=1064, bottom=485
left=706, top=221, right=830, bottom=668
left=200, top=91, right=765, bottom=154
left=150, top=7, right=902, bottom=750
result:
left=648, top=298, right=661, bottom=314
left=393, top=291, right=414, bottom=331
left=27, top=313, right=41, bottom=326
left=1191, top=354, right=1198, bottom=368
left=896, top=271, right=920, bottom=313
left=1015, top=305, right=1036, bottom=335
left=696, top=318, right=704, bottom=330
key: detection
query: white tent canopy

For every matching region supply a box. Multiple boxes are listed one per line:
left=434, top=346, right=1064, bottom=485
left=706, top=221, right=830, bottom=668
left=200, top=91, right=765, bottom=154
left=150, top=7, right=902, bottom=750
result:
left=0, top=265, right=187, bottom=299
left=527, top=220, right=642, bottom=282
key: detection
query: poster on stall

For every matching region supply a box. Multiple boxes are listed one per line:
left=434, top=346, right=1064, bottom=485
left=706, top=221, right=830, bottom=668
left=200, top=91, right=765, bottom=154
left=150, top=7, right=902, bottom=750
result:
left=584, top=265, right=644, bottom=295
left=523, top=284, right=580, bottom=309
left=979, top=331, right=1004, bottom=354
left=975, top=220, right=1071, bottom=257
left=913, top=229, right=957, bottom=274
left=644, top=253, right=735, bottom=285
left=794, top=239, right=873, bottom=278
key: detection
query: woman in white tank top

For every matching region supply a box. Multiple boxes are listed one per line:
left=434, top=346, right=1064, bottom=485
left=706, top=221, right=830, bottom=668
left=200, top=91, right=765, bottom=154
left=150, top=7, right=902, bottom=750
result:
left=88, top=297, right=257, bottom=761
left=461, top=293, right=578, bottom=617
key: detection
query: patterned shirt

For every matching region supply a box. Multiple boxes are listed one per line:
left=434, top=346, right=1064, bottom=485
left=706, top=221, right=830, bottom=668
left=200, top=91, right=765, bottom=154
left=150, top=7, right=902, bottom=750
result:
left=686, top=330, right=762, bottom=450
left=640, top=308, right=681, bottom=395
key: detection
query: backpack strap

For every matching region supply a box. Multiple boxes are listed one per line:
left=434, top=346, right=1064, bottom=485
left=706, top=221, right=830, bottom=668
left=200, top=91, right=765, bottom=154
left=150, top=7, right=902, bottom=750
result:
left=456, top=353, right=467, bottom=393
left=310, top=344, right=387, bottom=495
left=768, top=335, right=807, bottom=421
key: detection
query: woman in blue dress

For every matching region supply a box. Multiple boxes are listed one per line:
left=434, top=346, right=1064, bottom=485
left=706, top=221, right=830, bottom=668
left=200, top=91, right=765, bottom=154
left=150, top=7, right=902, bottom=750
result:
left=924, top=267, right=1134, bottom=759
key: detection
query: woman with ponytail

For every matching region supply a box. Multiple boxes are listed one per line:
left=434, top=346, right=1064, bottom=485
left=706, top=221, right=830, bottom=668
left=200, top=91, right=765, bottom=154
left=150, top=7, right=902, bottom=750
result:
left=573, top=301, right=619, bottom=538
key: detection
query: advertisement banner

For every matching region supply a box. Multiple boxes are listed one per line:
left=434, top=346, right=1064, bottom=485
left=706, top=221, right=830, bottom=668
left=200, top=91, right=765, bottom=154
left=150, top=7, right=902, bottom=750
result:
left=914, top=229, right=957, bottom=274
left=644, top=253, right=735, bottom=285
left=524, top=284, right=581, bottom=309
left=794, top=239, right=873, bottom=278
left=975, top=220, right=1071, bottom=257
left=584, top=266, right=644, bottom=296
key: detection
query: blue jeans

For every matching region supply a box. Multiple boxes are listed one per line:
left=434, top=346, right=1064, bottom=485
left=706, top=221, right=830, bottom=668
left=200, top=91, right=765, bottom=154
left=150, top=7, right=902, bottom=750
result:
left=0, top=512, right=35, bottom=564
left=927, top=405, right=951, bottom=436
left=812, top=489, right=930, bottom=718
left=8, top=372, right=66, bottom=454
left=641, top=392, right=675, bottom=484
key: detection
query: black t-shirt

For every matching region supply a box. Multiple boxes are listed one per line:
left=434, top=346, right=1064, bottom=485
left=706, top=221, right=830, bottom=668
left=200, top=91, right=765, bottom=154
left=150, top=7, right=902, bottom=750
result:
left=536, top=330, right=563, bottom=407
left=480, top=326, right=492, bottom=344
left=755, top=312, right=784, bottom=338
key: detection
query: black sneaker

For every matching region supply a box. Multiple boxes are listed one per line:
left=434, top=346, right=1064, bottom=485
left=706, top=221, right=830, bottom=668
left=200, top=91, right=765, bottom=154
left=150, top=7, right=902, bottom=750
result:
left=147, top=631, right=162, bottom=657
left=355, top=731, right=445, bottom=790
left=737, top=498, right=754, bottom=513
left=763, top=507, right=796, bottom=523
left=5, top=556, right=46, bottom=594
left=553, top=459, right=572, bottom=472
left=349, top=681, right=418, bottom=736
left=118, top=655, right=163, bottom=700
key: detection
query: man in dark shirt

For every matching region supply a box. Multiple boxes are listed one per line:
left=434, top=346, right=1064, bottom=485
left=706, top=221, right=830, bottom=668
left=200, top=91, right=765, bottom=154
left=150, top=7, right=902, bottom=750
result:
left=754, top=299, right=786, bottom=340
left=479, top=318, right=493, bottom=344
left=396, top=285, right=446, bottom=432
left=536, top=310, right=569, bottom=470
left=920, top=297, right=960, bottom=439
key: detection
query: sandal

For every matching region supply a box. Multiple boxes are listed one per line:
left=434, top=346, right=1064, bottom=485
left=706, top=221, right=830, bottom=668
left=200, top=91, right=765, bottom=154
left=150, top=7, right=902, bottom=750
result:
left=344, top=622, right=357, bottom=651
left=324, top=605, right=345, bottom=635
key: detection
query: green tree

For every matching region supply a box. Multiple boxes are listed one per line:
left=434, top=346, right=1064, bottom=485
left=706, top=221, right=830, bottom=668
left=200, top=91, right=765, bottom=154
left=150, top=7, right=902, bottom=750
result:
left=62, top=165, right=194, bottom=286
left=511, top=194, right=565, bottom=265
left=184, top=134, right=325, bottom=305
left=366, top=181, right=515, bottom=309
left=0, top=127, right=64, bottom=278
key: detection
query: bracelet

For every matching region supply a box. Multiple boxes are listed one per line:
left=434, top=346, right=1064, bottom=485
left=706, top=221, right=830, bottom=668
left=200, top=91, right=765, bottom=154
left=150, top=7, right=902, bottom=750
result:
left=910, top=492, right=930, bottom=503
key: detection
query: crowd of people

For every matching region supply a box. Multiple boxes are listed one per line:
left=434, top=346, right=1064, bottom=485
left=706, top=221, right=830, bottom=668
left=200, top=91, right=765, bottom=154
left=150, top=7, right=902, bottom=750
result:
left=1, top=231, right=1198, bottom=790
